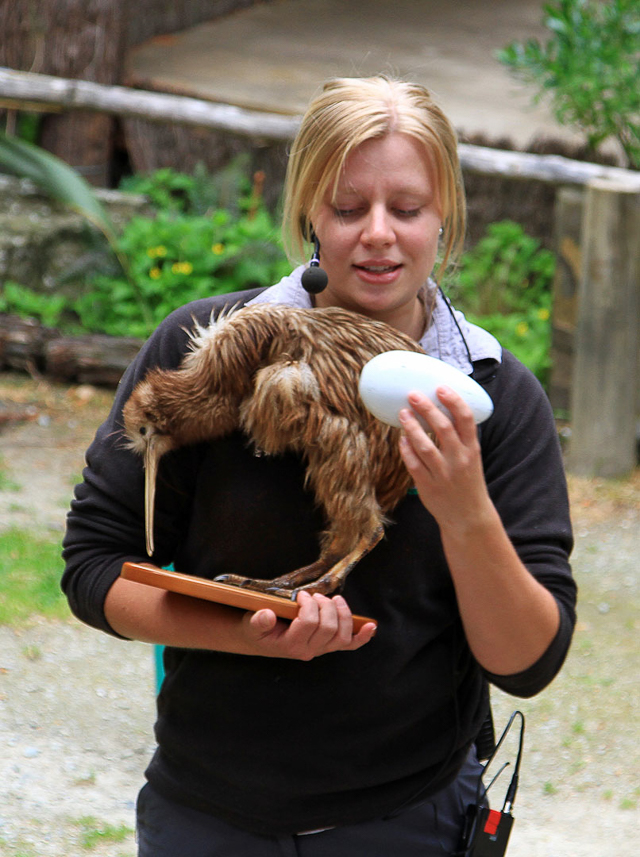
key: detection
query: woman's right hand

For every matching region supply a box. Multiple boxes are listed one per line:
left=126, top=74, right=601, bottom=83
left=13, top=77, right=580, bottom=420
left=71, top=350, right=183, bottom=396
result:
left=244, top=591, right=376, bottom=660
left=105, top=577, right=375, bottom=660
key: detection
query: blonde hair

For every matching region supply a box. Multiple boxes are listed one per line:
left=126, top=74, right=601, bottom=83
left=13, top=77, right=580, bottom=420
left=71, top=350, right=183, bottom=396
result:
left=282, top=75, right=466, bottom=282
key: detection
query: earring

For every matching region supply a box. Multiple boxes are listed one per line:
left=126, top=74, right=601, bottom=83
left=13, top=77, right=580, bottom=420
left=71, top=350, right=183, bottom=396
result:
left=301, top=230, right=329, bottom=294
left=438, top=226, right=444, bottom=237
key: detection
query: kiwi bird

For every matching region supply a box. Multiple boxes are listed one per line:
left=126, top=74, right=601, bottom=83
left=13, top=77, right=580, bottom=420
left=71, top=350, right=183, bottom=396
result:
left=122, top=302, right=425, bottom=599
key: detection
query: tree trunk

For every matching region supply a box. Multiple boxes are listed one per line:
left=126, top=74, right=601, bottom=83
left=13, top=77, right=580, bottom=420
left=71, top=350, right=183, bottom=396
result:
left=0, top=0, right=126, bottom=186
left=45, top=333, right=142, bottom=385
left=0, top=314, right=59, bottom=373
left=568, top=180, right=640, bottom=478
left=0, top=314, right=142, bottom=386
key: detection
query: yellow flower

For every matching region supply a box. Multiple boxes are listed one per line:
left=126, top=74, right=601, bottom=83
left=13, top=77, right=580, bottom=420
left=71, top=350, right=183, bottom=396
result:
left=537, top=307, right=550, bottom=321
left=172, top=261, right=193, bottom=275
left=516, top=321, right=529, bottom=337
left=212, top=243, right=225, bottom=255
left=149, top=267, right=162, bottom=279
left=147, top=245, right=168, bottom=258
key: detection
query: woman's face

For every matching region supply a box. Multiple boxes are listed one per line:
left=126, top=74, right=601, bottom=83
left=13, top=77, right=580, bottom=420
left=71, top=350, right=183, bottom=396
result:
left=311, top=132, right=442, bottom=337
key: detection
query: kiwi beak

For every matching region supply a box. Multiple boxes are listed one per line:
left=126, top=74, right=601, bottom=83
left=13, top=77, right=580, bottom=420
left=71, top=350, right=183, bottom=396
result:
left=144, top=438, right=160, bottom=557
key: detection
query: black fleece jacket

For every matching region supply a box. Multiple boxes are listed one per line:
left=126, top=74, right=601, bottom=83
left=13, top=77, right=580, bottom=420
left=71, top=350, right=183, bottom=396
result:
left=62, top=288, right=576, bottom=835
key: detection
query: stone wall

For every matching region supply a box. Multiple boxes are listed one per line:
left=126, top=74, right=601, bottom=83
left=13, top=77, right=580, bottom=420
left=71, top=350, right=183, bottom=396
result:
left=0, top=175, right=151, bottom=298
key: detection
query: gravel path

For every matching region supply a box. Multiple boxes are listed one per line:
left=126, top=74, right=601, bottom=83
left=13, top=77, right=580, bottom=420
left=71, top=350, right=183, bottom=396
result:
left=1, top=374, right=638, bottom=856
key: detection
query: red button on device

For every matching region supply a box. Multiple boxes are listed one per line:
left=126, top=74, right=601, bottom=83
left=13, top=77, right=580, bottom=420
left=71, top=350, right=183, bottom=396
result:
left=484, top=809, right=502, bottom=836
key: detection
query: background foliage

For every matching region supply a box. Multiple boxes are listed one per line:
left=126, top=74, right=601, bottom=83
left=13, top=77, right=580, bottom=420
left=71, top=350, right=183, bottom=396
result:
left=443, top=221, right=555, bottom=386
left=0, top=158, right=291, bottom=338
left=0, top=136, right=556, bottom=385
left=497, top=0, right=640, bottom=169
left=75, top=162, right=290, bottom=337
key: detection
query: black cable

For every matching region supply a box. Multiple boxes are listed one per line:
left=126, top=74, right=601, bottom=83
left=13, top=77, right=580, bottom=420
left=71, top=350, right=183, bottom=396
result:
left=484, top=761, right=510, bottom=796
left=454, top=712, right=525, bottom=857
left=501, top=712, right=525, bottom=815
left=474, top=710, right=525, bottom=813
left=438, top=285, right=474, bottom=367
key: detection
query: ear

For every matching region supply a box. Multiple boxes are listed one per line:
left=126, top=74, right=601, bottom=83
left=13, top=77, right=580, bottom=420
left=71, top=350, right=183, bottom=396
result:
left=299, top=216, right=314, bottom=243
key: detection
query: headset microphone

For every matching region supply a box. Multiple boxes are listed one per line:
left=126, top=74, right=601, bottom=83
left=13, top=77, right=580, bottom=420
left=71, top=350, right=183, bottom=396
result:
left=301, top=233, right=329, bottom=294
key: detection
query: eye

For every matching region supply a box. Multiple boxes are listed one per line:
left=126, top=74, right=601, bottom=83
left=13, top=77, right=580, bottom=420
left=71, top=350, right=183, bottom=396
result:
left=334, top=208, right=358, bottom=219
left=139, top=426, right=147, bottom=436
left=394, top=207, right=422, bottom=218
left=332, top=202, right=362, bottom=219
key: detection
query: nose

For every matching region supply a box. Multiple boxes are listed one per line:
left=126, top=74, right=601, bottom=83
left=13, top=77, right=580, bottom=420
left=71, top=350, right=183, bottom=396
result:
left=361, top=205, right=395, bottom=247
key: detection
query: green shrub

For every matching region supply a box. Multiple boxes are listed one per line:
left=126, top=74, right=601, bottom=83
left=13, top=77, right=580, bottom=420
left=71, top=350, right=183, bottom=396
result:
left=119, top=166, right=201, bottom=213
left=466, top=301, right=553, bottom=387
left=443, top=221, right=556, bottom=385
left=75, top=206, right=290, bottom=338
left=497, top=0, right=640, bottom=168
left=119, top=157, right=258, bottom=217
left=0, top=281, right=67, bottom=328
left=1, top=163, right=291, bottom=339
left=76, top=162, right=290, bottom=337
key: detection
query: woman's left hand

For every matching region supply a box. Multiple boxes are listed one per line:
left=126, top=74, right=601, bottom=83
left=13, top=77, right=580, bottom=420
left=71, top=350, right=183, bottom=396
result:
left=398, top=387, right=491, bottom=527
left=398, top=386, right=560, bottom=676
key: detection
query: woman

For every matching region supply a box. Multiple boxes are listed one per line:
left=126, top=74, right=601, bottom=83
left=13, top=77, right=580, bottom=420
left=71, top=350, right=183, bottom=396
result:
left=62, top=76, right=576, bottom=855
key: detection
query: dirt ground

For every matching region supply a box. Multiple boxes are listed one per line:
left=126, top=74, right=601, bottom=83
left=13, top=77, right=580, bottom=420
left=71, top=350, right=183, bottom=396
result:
left=0, top=371, right=639, bottom=856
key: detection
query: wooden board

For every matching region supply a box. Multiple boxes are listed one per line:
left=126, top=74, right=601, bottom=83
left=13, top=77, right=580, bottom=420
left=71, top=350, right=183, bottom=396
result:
left=121, top=562, right=376, bottom=632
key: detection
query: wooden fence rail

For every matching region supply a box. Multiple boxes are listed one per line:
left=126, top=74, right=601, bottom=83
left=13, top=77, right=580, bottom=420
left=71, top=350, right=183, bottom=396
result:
left=2, top=67, right=640, bottom=188
left=1, top=67, right=639, bottom=477
left=0, top=67, right=301, bottom=142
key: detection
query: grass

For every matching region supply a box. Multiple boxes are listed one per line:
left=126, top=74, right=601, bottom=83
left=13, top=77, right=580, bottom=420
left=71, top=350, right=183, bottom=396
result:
left=0, top=817, right=134, bottom=856
left=75, top=816, right=133, bottom=850
left=0, top=527, right=68, bottom=625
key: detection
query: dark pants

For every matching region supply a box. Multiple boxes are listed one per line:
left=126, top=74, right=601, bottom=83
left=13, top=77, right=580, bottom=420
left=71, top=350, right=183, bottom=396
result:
left=136, top=750, right=482, bottom=857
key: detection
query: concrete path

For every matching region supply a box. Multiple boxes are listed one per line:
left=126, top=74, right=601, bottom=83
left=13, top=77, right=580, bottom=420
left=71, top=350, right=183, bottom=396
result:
left=127, top=0, right=580, bottom=148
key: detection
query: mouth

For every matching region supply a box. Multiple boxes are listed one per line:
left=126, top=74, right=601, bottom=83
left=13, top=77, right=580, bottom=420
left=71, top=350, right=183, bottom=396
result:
left=355, top=261, right=402, bottom=274
left=358, top=265, right=400, bottom=273
left=353, top=261, right=403, bottom=284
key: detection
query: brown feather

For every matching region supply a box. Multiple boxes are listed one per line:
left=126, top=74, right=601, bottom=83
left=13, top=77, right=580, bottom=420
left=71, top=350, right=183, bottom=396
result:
left=122, top=303, right=426, bottom=597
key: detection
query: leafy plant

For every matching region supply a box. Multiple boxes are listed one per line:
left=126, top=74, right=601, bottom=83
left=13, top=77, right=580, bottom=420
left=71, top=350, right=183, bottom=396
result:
left=73, top=160, right=288, bottom=337
left=0, top=281, right=67, bottom=328
left=76, top=205, right=290, bottom=338
left=14, top=111, right=42, bottom=145
left=0, top=137, right=290, bottom=337
left=497, top=0, right=640, bottom=168
left=0, top=132, right=117, bottom=242
left=120, top=166, right=200, bottom=213
left=445, top=221, right=554, bottom=314
left=119, top=157, right=256, bottom=217
left=0, top=132, right=154, bottom=329
left=443, top=221, right=556, bottom=385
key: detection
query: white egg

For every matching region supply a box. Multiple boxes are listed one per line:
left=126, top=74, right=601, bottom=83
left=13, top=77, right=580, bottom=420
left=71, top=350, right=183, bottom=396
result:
left=359, top=350, right=494, bottom=427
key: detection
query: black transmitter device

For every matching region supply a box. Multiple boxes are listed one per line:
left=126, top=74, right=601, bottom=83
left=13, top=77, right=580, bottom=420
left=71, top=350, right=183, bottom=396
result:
left=456, top=711, right=524, bottom=857
left=458, top=805, right=514, bottom=856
